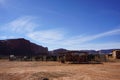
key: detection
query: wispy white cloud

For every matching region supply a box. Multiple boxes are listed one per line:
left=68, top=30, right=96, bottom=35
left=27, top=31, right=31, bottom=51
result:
left=62, top=28, right=120, bottom=45
left=0, top=0, right=5, bottom=5
left=1, top=16, right=37, bottom=34
left=0, top=16, right=120, bottom=50
left=0, top=16, right=65, bottom=44
left=27, top=27, right=120, bottom=50
left=27, top=29, right=65, bottom=44
left=0, top=35, right=15, bottom=40
left=61, top=42, right=120, bottom=50
left=87, top=42, right=120, bottom=50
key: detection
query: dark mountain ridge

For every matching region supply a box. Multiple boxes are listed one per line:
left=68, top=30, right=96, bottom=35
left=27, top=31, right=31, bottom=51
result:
left=0, top=38, right=48, bottom=56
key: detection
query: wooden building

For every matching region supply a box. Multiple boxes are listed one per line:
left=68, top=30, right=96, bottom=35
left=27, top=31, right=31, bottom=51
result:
left=112, top=50, right=120, bottom=59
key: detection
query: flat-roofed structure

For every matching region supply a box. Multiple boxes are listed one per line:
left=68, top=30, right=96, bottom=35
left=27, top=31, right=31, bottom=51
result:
left=112, top=50, right=120, bottom=59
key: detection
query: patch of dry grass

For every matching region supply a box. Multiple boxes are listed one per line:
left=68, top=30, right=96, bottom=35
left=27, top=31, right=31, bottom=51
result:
left=0, top=60, right=120, bottom=80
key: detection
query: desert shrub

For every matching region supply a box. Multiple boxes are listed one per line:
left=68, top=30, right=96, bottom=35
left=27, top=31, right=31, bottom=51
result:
left=42, top=78, right=49, bottom=80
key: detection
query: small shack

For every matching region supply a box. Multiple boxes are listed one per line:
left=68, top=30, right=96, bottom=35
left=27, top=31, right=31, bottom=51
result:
left=112, top=50, right=120, bottom=59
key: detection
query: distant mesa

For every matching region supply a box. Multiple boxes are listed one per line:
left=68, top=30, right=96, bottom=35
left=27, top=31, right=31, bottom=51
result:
left=48, top=48, right=67, bottom=56
left=0, top=38, right=48, bottom=56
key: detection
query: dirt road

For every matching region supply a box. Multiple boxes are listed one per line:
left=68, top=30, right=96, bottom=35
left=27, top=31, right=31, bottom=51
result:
left=0, top=60, right=120, bottom=80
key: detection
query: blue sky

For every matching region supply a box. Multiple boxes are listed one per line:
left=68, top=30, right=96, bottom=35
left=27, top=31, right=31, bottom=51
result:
left=0, top=0, right=120, bottom=50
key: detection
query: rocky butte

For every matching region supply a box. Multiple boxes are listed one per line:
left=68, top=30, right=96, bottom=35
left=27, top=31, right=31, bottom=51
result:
left=0, top=38, right=48, bottom=57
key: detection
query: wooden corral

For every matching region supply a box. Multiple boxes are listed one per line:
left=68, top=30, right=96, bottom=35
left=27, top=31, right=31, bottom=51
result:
left=59, top=51, right=88, bottom=63
left=87, top=54, right=107, bottom=62
left=9, top=55, right=32, bottom=61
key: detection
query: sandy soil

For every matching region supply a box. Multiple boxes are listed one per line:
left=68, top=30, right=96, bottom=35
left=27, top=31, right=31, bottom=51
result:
left=0, top=60, right=120, bottom=80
